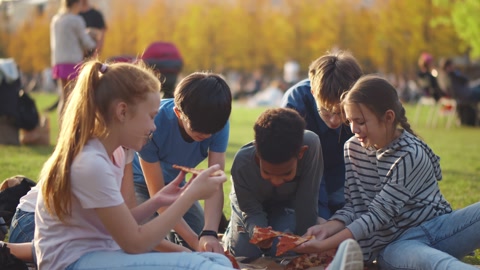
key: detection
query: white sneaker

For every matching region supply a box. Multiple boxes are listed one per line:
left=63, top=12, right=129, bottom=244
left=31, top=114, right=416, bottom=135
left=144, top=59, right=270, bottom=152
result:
left=327, top=239, right=364, bottom=270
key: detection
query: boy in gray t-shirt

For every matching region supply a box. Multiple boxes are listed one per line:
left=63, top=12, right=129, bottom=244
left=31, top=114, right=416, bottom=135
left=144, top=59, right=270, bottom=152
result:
left=223, top=108, right=324, bottom=260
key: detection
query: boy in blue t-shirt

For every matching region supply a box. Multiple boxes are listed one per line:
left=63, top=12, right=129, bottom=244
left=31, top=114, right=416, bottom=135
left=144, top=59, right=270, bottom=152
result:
left=132, top=72, right=232, bottom=253
left=281, top=51, right=362, bottom=220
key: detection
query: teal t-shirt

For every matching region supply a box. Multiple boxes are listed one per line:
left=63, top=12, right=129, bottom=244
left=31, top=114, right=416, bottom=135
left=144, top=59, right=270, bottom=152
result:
left=133, top=99, right=229, bottom=185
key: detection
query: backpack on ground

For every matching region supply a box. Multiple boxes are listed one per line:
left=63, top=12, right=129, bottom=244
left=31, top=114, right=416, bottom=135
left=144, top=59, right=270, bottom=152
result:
left=16, top=90, right=39, bottom=131
left=0, top=176, right=36, bottom=240
left=0, top=242, right=28, bottom=270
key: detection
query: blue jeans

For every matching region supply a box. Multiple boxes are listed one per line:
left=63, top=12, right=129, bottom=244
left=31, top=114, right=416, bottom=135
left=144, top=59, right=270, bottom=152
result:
left=377, top=202, right=480, bottom=270
left=223, top=198, right=296, bottom=259
left=134, top=183, right=205, bottom=234
left=318, top=179, right=345, bottom=219
left=9, top=209, right=35, bottom=243
left=66, top=250, right=233, bottom=270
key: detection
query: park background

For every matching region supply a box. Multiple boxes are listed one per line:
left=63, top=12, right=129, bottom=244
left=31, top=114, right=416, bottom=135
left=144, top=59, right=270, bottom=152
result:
left=2, top=0, right=480, bottom=83
left=0, top=0, right=479, bottom=264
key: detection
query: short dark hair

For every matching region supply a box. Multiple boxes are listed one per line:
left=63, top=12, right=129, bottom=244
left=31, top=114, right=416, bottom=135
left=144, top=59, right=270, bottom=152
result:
left=174, top=72, right=232, bottom=134
left=254, top=108, right=306, bottom=163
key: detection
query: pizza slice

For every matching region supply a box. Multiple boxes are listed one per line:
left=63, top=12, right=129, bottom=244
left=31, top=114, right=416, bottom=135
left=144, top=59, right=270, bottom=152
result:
left=172, top=164, right=223, bottom=176
left=284, top=253, right=334, bottom=270
left=224, top=250, right=240, bottom=269
left=276, top=233, right=314, bottom=256
left=249, top=226, right=282, bottom=245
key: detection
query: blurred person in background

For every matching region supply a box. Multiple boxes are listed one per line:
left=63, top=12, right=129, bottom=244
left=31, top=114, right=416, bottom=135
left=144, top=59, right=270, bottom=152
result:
left=50, top=0, right=97, bottom=123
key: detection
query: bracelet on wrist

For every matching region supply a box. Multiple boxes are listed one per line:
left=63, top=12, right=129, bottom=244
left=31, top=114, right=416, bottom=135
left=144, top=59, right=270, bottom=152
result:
left=198, top=230, right=218, bottom=240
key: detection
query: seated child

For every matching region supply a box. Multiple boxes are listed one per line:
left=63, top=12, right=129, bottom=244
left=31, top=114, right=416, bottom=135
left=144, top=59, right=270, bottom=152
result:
left=223, top=108, right=323, bottom=259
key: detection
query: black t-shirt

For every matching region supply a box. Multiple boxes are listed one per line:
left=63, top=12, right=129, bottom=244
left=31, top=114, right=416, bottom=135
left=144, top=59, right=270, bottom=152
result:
left=79, top=8, right=106, bottom=29
left=79, top=8, right=106, bottom=58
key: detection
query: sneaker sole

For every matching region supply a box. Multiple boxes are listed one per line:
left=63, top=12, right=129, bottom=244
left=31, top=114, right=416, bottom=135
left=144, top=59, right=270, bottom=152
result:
left=329, top=239, right=364, bottom=270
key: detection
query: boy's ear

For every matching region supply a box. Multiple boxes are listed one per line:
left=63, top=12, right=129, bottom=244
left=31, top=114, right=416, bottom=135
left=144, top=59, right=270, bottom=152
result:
left=297, top=145, right=309, bottom=160
left=173, top=106, right=181, bottom=118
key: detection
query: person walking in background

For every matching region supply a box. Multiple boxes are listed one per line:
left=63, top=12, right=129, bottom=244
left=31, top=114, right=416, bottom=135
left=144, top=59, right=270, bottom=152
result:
left=132, top=72, right=232, bottom=254
left=295, top=75, right=480, bottom=270
left=34, top=60, right=233, bottom=269
left=50, top=0, right=97, bottom=122
left=437, top=58, right=480, bottom=103
left=79, top=0, right=107, bottom=58
left=281, top=51, right=362, bottom=221
left=222, top=108, right=323, bottom=260
left=416, top=52, right=444, bottom=102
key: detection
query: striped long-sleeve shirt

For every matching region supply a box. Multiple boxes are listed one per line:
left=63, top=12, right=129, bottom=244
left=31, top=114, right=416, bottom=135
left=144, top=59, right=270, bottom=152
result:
left=331, top=130, right=452, bottom=263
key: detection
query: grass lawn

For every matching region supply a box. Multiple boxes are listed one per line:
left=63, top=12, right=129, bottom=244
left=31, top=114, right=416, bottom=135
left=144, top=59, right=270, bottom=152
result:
left=1, top=92, right=479, bottom=263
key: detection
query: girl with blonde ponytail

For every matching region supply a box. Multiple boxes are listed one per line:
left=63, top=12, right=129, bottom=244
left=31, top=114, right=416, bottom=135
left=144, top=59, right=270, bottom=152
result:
left=34, top=60, right=233, bottom=269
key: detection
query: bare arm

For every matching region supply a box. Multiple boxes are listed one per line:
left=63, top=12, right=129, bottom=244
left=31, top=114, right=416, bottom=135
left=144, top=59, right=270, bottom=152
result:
left=139, top=158, right=199, bottom=249
left=120, top=163, right=137, bottom=209
left=120, top=157, right=193, bottom=252
left=95, top=28, right=106, bottom=55
left=294, top=220, right=349, bottom=254
left=154, top=239, right=191, bottom=252
left=197, top=151, right=225, bottom=253
left=95, top=165, right=226, bottom=253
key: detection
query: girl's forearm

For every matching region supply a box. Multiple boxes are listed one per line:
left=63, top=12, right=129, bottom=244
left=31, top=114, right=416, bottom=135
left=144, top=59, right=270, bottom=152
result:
left=322, top=228, right=354, bottom=252
left=129, top=194, right=196, bottom=253
left=129, top=196, right=164, bottom=223
left=153, top=239, right=192, bottom=252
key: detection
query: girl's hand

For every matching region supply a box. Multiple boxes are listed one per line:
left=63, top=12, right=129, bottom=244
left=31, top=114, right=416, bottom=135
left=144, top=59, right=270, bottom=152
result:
left=305, top=220, right=345, bottom=241
left=184, top=164, right=226, bottom=201
left=151, top=170, right=188, bottom=207
left=293, top=237, right=324, bottom=254
left=305, top=224, right=329, bottom=241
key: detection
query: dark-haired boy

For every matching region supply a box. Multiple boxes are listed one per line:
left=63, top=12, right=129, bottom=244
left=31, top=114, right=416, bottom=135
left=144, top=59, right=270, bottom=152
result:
left=222, top=108, right=323, bottom=259
left=281, top=51, right=362, bottom=220
left=132, top=72, right=231, bottom=253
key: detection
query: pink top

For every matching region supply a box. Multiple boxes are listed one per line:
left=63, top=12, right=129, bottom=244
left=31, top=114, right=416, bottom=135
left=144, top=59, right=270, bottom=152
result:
left=34, top=139, right=126, bottom=269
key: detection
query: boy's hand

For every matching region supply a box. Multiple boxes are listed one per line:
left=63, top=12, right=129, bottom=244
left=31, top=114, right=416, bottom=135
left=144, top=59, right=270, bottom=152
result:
left=198, top=236, right=223, bottom=253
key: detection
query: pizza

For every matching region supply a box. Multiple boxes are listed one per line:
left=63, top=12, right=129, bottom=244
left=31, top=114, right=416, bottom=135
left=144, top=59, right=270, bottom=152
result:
left=276, top=233, right=314, bottom=256
left=249, top=226, right=282, bottom=245
left=249, top=226, right=313, bottom=256
left=284, top=253, right=334, bottom=270
left=172, top=164, right=222, bottom=176
left=224, top=250, right=240, bottom=269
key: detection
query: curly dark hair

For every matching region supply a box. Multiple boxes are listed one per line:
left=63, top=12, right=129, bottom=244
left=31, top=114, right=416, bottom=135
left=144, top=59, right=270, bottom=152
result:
left=254, top=108, right=306, bottom=163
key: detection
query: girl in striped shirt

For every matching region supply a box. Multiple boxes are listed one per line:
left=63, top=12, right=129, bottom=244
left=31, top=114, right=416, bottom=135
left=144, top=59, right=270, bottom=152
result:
left=295, top=75, right=480, bottom=270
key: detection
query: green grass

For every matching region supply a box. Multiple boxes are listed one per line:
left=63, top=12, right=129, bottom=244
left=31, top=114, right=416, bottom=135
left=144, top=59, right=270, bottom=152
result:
left=1, top=92, right=479, bottom=264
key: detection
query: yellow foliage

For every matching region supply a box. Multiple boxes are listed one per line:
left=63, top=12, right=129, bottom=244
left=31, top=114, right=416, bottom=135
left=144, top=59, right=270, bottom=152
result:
left=0, top=0, right=466, bottom=79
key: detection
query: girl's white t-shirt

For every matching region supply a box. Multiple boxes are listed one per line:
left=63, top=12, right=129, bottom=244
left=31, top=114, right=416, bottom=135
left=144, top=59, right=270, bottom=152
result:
left=34, top=139, right=126, bottom=270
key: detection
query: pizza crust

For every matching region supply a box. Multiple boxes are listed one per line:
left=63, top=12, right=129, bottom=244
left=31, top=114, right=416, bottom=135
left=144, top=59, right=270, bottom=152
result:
left=172, top=164, right=223, bottom=176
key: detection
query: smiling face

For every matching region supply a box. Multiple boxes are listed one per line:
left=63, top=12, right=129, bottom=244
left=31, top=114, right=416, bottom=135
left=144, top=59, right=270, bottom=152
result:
left=344, top=103, right=391, bottom=149
left=258, top=157, right=298, bottom=187
left=120, top=92, right=161, bottom=151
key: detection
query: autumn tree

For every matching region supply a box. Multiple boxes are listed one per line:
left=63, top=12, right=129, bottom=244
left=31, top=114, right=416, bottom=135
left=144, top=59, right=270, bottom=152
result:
left=7, top=9, right=50, bottom=74
left=433, top=0, right=479, bottom=59
left=2, top=0, right=468, bottom=80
